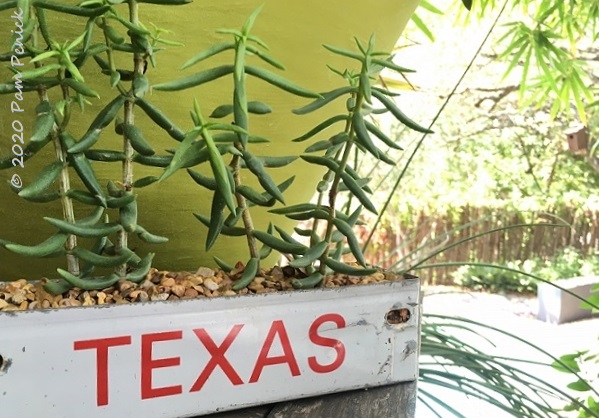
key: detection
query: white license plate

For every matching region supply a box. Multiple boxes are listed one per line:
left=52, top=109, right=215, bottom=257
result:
left=0, top=279, right=420, bottom=418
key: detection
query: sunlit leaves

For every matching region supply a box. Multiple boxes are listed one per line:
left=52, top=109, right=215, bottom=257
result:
left=416, top=1, right=598, bottom=122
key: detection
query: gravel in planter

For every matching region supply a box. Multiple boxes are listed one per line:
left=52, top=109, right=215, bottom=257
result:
left=0, top=265, right=404, bottom=312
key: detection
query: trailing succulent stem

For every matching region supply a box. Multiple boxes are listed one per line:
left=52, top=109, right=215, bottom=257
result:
left=156, top=7, right=318, bottom=288
left=268, top=36, right=432, bottom=288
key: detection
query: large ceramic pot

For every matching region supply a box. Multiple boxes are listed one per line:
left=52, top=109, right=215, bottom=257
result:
left=0, top=0, right=420, bottom=280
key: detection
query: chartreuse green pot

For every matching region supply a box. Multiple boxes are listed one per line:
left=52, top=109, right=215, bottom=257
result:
left=0, top=0, right=420, bottom=280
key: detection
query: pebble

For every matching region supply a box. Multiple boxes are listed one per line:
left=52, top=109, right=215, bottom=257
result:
left=160, top=277, right=176, bottom=287
left=196, top=267, right=214, bottom=278
left=203, top=278, right=219, bottom=291
left=171, top=285, right=186, bottom=297
left=0, top=266, right=405, bottom=312
left=184, top=288, right=199, bottom=298
left=150, top=293, right=169, bottom=302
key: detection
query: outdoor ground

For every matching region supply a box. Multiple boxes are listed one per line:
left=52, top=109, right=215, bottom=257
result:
left=418, top=287, right=599, bottom=417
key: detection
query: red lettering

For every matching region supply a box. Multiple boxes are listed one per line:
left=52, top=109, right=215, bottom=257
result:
left=74, top=336, right=132, bottom=406
left=141, top=331, right=183, bottom=400
left=249, top=320, right=300, bottom=383
left=189, top=325, right=244, bottom=392
left=308, top=314, right=346, bottom=373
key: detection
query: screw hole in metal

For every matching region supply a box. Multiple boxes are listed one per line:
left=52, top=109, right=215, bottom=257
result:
left=386, top=308, right=411, bottom=325
left=0, top=354, right=5, bottom=375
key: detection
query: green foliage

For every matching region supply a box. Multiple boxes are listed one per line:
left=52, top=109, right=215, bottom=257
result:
left=0, top=0, right=187, bottom=292
left=553, top=347, right=599, bottom=417
left=362, top=95, right=599, bottom=243
left=155, top=29, right=431, bottom=286
left=552, top=278, right=599, bottom=418
left=3, top=2, right=431, bottom=291
left=155, top=8, right=313, bottom=274
left=427, top=0, right=599, bottom=123
left=453, top=248, right=599, bottom=293
left=421, top=314, right=599, bottom=417
left=269, top=36, right=431, bottom=285
left=452, top=261, right=538, bottom=293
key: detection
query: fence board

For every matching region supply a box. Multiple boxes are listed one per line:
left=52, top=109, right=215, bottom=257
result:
left=360, top=207, right=598, bottom=286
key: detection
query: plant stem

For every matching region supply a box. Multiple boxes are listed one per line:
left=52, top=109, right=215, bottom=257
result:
left=116, top=0, right=143, bottom=277
left=318, top=95, right=363, bottom=275
left=100, top=17, right=128, bottom=96
left=231, top=153, right=260, bottom=260
left=52, top=129, right=80, bottom=276
left=34, top=17, right=79, bottom=276
left=312, top=115, right=353, bottom=248
left=231, top=38, right=259, bottom=262
left=54, top=83, right=80, bottom=276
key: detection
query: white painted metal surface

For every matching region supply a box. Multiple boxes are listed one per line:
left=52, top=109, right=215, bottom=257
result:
left=0, top=279, right=420, bottom=418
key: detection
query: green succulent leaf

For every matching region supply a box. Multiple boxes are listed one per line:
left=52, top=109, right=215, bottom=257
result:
left=68, top=95, right=127, bottom=153
left=187, top=169, right=217, bottom=190
left=245, top=65, right=321, bottom=98
left=194, top=213, right=245, bottom=236
left=57, top=269, right=120, bottom=290
left=18, top=64, right=61, bottom=81
left=125, top=253, right=155, bottom=283
left=72, top=246, right=133, bottom=268
left=324, top=258, right=377, bottom=276
left=123, top=124, right=155, bottom=156
left=135, top=98, right=186, bottom=142
left=132, top=176, right=159, bottom=188
left=205, top=191, right=226, bottom=251
left=210, top=104, right=234, bottom=119
left=44, top=217, right=122, bottom=238
left=240, top=155, right=297, bottom=169
left=17, top=161, right=62, bottom=200
left=182, top=42, right=236, bottom=69
left=253, top=230, right=307, bottom=255
left=292, top=272, right=324, bottom=289
left=364, top=120, right=403, bottom=150
left=322, top=44, right=364, bottom=62
left=243, top=151, right=285, bottom=203
left=293, top=86, right=357, bottom=115
left=119, top=198, right=138, bottom=233
left=340, top=172, right=377, bottom=213
left=76, top=206, right=105, bottom=225
left=153, top=65, right=235, bottom=91
left=289, top=241, right=329, bottom=268
left=30, top=101, right=55, bottom=143
left=134, top=225, right=169, bottom=244
left=84, top=150, right=126, bottom=162
left=247, top=101, right=272, bottom=115
left=4, top=233, right=68, bottom=258
left=137, top=0, right=191, bottom=5
left=371, top=89, right=433, bottom=134
left=301, top=154, right=340, bottom=171
left=0, top=1, right=17, bottom=12
left=244, top=176, right=296, bottom=208
left=33, top=1, right=110, bottom=17
left=245, top=44, right=285, bottom=70
left=292, top=115, right=348, bottom=142
left=213, top=256, right=234, bottom=272
left=331, top=218, right=366, bottom=266
left=232, top=257, right=260, bottom=290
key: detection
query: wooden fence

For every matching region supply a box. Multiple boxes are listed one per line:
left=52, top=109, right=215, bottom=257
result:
left=357, top=206, right=599, bottom=286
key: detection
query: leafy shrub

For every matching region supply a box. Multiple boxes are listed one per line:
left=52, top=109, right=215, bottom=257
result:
left=453, top=248, right=599, bottom=294
left=452, top=260, right=539, bottom=293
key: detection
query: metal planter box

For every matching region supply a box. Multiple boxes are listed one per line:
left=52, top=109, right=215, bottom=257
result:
left=0, top=279, right=420, bottom=418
